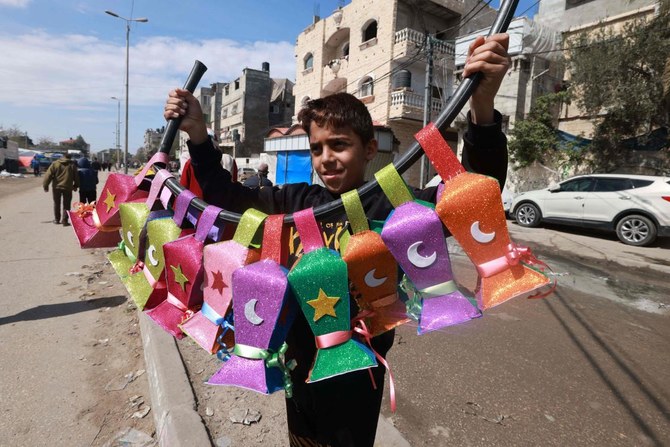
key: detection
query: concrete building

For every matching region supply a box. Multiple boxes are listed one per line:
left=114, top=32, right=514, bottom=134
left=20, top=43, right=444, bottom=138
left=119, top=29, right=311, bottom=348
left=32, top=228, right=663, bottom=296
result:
left=218, top=63, right=295, bottom=158
left=533, top=0, right=660, bottom=139
left=143, top=127, right=163, bottom=155
left=292, top=0, right=498, bottom=187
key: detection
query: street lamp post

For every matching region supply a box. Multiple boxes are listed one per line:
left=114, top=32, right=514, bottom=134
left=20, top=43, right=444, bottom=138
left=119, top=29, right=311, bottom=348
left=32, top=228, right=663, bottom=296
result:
left=110, top=96, right=121, bottom=164
left=105, top=10, right=148, bottom=174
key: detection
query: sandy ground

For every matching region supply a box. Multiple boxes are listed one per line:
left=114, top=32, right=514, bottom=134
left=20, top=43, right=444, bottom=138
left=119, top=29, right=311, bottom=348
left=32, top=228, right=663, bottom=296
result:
left=0, top=173, right=156, bottom=447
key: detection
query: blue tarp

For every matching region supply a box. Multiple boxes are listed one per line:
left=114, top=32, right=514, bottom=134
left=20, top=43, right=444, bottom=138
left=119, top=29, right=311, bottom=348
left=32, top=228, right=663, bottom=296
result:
left=276, top=150, right=312, bottom=185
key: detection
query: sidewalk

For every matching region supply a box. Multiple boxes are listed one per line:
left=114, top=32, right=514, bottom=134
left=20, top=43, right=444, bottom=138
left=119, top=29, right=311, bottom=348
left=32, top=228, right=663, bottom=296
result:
left=140, top=218, right=668, bottom=446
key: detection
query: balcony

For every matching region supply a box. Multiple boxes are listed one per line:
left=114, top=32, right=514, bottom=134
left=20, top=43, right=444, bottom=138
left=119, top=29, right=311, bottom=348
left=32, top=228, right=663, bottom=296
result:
left=389, top=90, right=447, bottom=121
left=393, top=28, right=455, bottom=62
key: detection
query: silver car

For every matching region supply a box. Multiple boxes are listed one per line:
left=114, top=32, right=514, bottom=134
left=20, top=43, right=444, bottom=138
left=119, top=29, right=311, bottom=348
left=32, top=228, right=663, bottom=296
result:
left=510, top=174, right=670, bottom=246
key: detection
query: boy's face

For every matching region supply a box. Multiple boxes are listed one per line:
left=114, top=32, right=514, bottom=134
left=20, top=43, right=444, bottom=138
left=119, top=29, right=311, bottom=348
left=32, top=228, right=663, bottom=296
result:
left=309, top=122, right=377, bottom=195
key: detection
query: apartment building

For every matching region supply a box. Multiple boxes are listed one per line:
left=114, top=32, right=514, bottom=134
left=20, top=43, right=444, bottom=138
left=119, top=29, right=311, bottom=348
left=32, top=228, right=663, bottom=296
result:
left=293, top=0, right=497, bottom=187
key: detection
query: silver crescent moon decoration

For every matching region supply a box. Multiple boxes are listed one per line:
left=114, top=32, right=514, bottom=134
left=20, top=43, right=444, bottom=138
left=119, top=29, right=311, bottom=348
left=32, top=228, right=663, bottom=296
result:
left=407, top=241, right=437, bottom=268
left=470, top=221, right=496, bottom=244
left=147, top=245, right=159, bottom=266
left=126, top=231, right=134, bottom=247
left=364, top=269, right=387, bottom=288
left=244, top=299, right=264, bottom=325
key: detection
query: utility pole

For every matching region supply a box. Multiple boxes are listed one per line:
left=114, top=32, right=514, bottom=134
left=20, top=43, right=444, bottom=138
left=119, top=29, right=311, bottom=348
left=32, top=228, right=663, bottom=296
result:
left=419, top=34, right=434, bottom=189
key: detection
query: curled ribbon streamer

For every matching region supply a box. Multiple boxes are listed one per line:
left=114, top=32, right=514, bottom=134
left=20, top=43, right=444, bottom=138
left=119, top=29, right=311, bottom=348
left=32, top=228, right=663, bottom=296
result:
left=351, top=316, right=397, bottom=413
left=263, top=343, right=297, bottom=399
left=74, top=202, right=120, bottom=232
left=314, top=330, right=352, bottom=349
left=216, top=320, right=235, bottom=362
left=73, top=202, right=95, bottom=218
left=201, top=301, right=225, bottom=325
left=130, top=260, right=144, bottom=274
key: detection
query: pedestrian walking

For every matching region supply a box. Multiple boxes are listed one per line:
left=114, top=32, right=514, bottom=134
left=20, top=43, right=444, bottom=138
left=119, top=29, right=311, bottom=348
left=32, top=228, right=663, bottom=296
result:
left=91, top=157, right=102, bottom=171
left=43, top=153, right=79, bottom=226
left=76, top=157, right=98, bottom=204
left=30, top=155, right=40, bottom=177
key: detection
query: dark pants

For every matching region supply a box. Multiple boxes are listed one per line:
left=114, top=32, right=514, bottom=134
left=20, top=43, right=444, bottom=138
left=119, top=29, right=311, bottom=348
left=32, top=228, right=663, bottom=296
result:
left=79, top=189, right=97, bottom=204
left=33, top=167, right=40, bottom=177
left=52, top=188, right=73, bottom=223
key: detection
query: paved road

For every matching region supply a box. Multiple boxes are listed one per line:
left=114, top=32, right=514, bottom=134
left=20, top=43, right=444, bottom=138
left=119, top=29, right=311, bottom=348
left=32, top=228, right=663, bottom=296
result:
left=0, top=173, right=154, bottom=446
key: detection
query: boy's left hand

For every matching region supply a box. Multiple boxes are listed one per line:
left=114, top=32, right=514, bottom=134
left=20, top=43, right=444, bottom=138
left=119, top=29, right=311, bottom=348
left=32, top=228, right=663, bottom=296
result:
left=463, top=33, right=510, bottom=124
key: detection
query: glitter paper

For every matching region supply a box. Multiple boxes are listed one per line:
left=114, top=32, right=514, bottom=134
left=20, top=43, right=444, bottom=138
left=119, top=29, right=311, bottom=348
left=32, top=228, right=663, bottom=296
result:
left=436, top=172, right=550, bottom=310
left=288, top=247, right=376, bottom=383
left=381, top=200, right=480, bottom=334
left=343, top=230, right=410, bottom=336
left=208, top=260, right=296, bottom=395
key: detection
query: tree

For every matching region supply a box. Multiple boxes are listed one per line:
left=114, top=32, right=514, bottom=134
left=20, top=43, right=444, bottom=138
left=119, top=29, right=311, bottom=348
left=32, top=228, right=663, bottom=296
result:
left=508, top=91, right=578, bottom=169
left=566, top=7, right=670, bottom=171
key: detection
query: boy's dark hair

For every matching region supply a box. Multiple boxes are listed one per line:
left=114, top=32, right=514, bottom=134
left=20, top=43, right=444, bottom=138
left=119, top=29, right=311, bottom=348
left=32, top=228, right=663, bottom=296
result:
left=298, top=93, right=374, bottom=145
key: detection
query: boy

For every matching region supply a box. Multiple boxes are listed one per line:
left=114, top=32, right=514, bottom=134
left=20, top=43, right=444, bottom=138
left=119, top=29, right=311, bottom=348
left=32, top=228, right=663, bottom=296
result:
left=165, top=34, right=510, bottom=447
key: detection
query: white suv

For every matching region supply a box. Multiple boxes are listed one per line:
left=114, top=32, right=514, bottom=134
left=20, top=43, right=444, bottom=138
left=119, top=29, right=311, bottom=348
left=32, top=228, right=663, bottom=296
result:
left=510, top=174, right=670, bottom=246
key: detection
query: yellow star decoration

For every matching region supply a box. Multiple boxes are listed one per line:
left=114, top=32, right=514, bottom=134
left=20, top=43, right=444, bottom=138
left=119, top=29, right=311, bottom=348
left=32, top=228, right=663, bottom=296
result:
left=103, top=189, right=117, bottom=213
left=307, top=288, right=340, bottom=322
left=170, top=264, right=189, bottom=292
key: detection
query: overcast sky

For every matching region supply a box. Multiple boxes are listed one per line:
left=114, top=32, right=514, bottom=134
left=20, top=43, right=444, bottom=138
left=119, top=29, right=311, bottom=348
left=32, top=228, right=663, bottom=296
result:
left=0, top=0, right=538, bottom=154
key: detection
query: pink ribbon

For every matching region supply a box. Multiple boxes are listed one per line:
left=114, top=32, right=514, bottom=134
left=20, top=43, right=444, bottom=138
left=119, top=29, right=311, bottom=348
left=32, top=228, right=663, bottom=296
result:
left=477, top=243, right=534, bottom=278
left=476, top=243, right=557, bottom=299
left=73, top=202, right=120, bottom=233
left=143, top=265, right=166, bottom=289
left=351, top=313, right=397, bottom=413
left=314, top=330, right=352, bottom=349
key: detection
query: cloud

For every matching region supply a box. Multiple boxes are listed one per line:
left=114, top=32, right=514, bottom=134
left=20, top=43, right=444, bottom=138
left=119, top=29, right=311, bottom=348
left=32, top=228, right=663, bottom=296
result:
left=0, top=30, right=297, bottom=108
left=0, top=0, right=30, bottom=7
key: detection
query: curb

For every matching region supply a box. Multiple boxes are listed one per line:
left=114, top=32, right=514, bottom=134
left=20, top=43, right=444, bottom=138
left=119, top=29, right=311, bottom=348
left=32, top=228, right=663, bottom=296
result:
left=139, top=310, right=411, bottom=446
left=139, top=312, right=211, bottom=446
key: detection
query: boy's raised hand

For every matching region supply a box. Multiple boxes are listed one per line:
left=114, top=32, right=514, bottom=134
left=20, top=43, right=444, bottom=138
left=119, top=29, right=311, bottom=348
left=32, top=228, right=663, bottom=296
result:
left=463, top=33, right=510, bottom=125
left=163, top=88, right=209, bottom=145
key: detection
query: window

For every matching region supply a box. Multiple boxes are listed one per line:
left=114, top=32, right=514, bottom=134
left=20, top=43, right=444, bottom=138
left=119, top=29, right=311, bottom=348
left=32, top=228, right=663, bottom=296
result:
left=221, top=108, right=228, bottom=119
left=232, top=104, right=238, bottom=115
left=594, top=178, right=633, bottom=192
left=342, top=42, right=350, bottom=59
left=631, top=179, right=654, bottom=188
left=560, top=178, right=595, bottom=192
left=234, top=80, right=240, bottom=90
left=363, top=20, right=377, bottom=42
left=270, top=104, right=280, bottom=114
left=360, top=76, right=374, bottom=97
left=224, top=86, right=229, bottom=96
left=304, top=53, right=314, bottom=70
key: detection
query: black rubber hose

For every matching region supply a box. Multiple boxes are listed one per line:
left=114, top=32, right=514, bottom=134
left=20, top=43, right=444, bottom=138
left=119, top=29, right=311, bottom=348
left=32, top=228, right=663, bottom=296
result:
left=158, top=0, right=519, bottom=224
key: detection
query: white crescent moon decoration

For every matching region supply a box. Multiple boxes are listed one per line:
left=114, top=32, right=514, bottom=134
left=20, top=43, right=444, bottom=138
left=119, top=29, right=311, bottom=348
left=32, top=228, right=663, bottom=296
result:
left=244, top=299, right=264, bottom=325
left=407, top=241, right=437, bottom=268
left=470, top=221, right=496, bottom=244
left=126, top=231, right=134, bottom=247
left=147, top=245, right=159, bottom=266
left=364, top=269, right=387, bottom=288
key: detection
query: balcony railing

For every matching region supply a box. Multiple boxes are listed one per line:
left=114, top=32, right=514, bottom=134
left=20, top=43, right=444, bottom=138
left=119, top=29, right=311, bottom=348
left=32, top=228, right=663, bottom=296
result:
left=390, top=90, right=446, bottom=117
left=394, top=28, right=454, bottom=56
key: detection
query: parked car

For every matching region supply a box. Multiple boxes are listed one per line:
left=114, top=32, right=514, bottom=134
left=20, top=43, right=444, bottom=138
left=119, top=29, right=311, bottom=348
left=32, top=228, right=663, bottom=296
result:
left=510, top=174, right=670, bottom=246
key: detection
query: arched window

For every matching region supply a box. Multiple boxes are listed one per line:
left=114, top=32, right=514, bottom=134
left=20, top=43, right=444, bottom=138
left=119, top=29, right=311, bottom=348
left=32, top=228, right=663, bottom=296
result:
left=304, top=53, right=314, bottom=70
left=359, top=76, right=374, bottom=97
left=363, top=20, right=377, bottom=42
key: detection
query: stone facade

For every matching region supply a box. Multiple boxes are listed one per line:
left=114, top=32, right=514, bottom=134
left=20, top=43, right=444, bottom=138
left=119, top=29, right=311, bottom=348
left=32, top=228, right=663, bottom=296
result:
left=293, top=0, right=497, bottom=188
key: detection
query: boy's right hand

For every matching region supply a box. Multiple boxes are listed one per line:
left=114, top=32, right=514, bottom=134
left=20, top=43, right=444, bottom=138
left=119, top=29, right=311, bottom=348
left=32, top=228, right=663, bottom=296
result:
left=163, top=88, right=209, bottom=145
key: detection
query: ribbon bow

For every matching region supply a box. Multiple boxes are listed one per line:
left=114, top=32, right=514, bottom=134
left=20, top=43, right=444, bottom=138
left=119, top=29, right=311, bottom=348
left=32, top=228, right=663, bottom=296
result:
left=477, top=243, right=540, bottom=278
left=73, top=201, right=95, bottom=218
left=264, top=342, right=297, bottom=398
left=505, top=243, right=531, bottom=265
